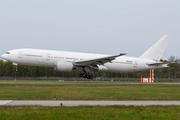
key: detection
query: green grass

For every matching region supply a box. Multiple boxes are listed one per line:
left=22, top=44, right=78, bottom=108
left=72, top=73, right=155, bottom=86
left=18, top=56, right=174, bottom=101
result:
left=1, top=83, right=180, bottom=119
left=0, top=106, right=180, bottom=120
left=0, top=83, right=180, bottom=100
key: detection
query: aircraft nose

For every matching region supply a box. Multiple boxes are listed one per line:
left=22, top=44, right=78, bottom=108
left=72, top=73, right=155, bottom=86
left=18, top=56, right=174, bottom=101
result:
left=2, top=54, right=10, bottom=60
left=2, top=54, right=5, bottom=59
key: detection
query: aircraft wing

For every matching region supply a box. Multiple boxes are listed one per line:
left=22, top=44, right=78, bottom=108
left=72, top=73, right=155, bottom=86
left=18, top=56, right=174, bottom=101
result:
left=74, top=53, right=126, bottom=66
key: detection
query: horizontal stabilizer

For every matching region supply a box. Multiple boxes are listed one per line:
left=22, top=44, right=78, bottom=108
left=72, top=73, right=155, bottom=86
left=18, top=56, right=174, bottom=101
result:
left=147, top=62, right=179, bottom=66
left=147, top=62, right=169, bottom=66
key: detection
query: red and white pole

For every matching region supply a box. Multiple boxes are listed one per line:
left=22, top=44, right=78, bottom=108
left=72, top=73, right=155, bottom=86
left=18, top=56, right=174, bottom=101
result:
left=151, top=69, right=154, bottom=82
left=150, top=69, right=152, bottom=83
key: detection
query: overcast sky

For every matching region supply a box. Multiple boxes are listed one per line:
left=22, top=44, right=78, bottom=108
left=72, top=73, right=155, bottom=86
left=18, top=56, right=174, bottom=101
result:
left=0, top=0, right=180, bottom=60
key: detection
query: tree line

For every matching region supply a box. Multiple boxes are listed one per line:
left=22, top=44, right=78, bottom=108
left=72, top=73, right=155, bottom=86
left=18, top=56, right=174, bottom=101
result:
left=0, top=56, right=180, bottom=78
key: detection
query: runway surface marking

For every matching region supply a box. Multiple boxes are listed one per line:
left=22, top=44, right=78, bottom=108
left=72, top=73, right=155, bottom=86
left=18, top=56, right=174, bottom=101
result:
left=1, top=100, right=180, bottom=106
left=0, top=100, right=13, bottom=105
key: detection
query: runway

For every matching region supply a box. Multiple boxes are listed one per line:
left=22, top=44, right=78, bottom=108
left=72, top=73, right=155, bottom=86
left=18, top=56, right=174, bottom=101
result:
left=1, top=100, right=180, bottom=106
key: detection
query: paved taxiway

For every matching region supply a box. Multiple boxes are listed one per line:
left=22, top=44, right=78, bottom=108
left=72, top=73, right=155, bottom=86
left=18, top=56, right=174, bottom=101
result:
left=1, top=100, right=180, bottom=106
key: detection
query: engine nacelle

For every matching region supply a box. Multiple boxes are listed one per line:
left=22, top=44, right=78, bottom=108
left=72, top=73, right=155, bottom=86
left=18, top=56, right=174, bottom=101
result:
left=54, top=61, right=74, bottom=71
left=98, top=65, right=108, bottom=71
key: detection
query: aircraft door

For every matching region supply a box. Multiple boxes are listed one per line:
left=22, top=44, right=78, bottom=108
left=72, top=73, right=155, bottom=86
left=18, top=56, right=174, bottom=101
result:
left=18, top=51, right=23, bottom=58
left=18, top=51, right=22, bottom=64
left=46, top=54, right=51, bottom=60
left=46, top=53, right=51, bottom=66
left=133, top=61, right=138, bottom=67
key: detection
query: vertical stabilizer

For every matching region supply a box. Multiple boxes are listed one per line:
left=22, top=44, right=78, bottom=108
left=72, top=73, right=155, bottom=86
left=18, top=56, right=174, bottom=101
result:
left=140, top=35, right=170, bottom=61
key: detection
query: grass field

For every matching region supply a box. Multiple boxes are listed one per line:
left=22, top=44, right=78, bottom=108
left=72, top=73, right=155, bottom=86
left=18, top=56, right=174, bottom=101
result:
left=0, top=106, right=180, bottom=120
left=1, top=82, right=180, bottom=119
left=0, top=83, right=180, bottom=100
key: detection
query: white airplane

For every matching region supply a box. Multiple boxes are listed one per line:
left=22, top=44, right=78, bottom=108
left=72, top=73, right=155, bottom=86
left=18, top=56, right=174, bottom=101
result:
left=2, top=35, right=170, bottom=79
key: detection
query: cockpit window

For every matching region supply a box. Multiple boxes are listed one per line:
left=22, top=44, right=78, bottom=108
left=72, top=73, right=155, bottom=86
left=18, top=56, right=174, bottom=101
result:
left=6, top=52, right=10, bottom=54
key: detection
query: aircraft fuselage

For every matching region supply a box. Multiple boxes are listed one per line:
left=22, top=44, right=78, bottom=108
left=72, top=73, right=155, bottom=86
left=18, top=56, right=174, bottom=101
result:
left=2, top=48, right=168, bottom=73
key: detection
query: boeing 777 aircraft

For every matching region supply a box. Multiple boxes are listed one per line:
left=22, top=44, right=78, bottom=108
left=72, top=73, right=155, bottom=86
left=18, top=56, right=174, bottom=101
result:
left=2, top=35, right=170, bottom=79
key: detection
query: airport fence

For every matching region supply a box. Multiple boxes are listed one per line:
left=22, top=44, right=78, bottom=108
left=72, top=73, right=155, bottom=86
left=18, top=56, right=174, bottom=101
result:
left=0, top=77, right=180, bottom=82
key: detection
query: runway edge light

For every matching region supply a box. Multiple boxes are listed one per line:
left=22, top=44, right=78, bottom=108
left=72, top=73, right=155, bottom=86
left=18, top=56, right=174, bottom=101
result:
left=54, top=96, right=56, bottom=100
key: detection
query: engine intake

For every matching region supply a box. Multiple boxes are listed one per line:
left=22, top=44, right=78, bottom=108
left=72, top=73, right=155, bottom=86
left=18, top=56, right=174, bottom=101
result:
left=54, top=61, right=74, bottom=71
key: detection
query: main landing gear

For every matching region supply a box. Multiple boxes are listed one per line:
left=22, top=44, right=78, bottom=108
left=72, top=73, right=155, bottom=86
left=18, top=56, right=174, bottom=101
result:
left=80, top=73, right=93, bottom=80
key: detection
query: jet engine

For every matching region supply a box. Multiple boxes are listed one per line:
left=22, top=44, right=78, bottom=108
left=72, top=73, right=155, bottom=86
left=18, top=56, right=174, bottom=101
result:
left=54, top=61, right=74, bottom=71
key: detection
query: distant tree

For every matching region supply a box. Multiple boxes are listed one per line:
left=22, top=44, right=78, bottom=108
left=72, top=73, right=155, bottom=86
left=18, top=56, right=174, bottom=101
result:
left=27, top=66, right=37, bottom=77
left=168, top=56, right=175, bottom=62
left=2, top=62, right=14, bottom=76
left=0, top=60, right=3, bottom=76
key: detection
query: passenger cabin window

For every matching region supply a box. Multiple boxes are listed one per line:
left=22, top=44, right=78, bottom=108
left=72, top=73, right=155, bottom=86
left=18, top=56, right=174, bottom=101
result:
left=6, top=52, right=10, bottom=54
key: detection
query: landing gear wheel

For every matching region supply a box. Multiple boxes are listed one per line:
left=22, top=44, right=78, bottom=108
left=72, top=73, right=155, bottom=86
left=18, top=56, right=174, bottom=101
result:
left=80, top=74, right=83, bottom=77
left=90, top=76, right=93, bottom=80
left=79, top=73, right=94, bottom=80
left=83, top=74, right=87, bottom=78
left=86, top=75, right=90, bottom=79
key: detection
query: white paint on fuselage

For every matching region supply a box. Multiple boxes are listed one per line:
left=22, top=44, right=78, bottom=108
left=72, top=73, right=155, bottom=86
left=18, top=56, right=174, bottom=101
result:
left=2, top=48, right=168, bottom=73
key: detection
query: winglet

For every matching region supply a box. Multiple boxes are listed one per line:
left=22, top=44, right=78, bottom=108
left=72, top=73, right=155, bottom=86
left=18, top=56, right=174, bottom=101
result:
left=119, top=53, right=126, bottom=56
